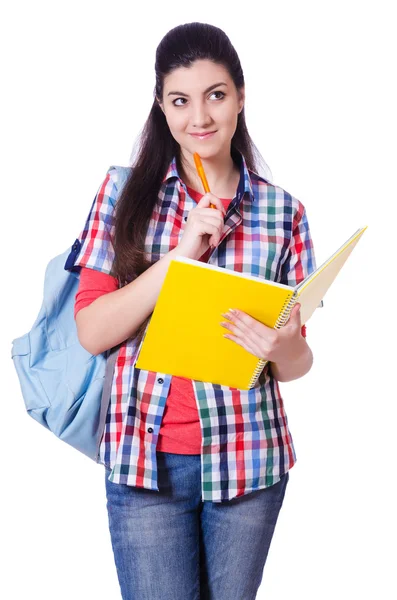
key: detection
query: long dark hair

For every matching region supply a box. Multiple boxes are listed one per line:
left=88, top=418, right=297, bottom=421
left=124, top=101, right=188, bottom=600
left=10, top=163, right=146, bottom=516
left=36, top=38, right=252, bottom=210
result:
left=112, top=21, right=271, bottom=347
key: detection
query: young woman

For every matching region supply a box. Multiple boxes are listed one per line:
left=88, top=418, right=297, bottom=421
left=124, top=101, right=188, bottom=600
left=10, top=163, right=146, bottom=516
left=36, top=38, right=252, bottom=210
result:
left=66, top=21, right=317, bottom=600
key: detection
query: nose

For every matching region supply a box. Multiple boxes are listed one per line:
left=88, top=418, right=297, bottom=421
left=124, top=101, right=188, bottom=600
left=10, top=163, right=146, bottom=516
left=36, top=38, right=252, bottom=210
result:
left=190, top=101, right=213, bottom=129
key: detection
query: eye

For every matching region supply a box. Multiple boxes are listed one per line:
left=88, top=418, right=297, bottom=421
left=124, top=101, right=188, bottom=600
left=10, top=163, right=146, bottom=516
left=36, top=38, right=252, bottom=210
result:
left=211, top=91, right=225, bottom=100
left=172, top=91, right=225, bottom=107
left=173, top=97, right=187, bottom=107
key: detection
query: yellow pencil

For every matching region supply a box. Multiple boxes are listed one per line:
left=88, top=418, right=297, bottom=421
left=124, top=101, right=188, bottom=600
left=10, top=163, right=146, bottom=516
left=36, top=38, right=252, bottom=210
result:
left=193, top=152, right=216, bottom=208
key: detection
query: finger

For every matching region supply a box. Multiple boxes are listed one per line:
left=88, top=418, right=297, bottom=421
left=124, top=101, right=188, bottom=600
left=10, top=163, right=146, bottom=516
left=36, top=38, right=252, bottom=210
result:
left=197, top=207, right=225, bottom=219
left=223, top=331, right=266, bottom=360
left=223, top=309, right=275, bottom=346
left=193, top=209, right=225, bottom=230
left=194, top=210, right=225, bottom=226
left=221, top=317, right=267, bottom=356
left=286, top=303, right=302, bottom=328
left=289, top=303, right=300, bottom=317
left=197, top=193, right=226, bottom=215
left=195, top=219, right=223, bottom=234
left=194, top=220, right=222, bottom=246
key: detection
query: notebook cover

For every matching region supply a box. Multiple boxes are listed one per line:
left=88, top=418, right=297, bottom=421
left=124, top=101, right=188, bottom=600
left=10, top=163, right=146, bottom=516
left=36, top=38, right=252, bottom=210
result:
left=135, top=260, right=294, bottom=390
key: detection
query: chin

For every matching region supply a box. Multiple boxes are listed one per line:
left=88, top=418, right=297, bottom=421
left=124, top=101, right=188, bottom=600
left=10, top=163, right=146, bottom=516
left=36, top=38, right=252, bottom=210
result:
left=179, top=138, right=224, bottom=159
left=188, top=143, right=222, bottom=157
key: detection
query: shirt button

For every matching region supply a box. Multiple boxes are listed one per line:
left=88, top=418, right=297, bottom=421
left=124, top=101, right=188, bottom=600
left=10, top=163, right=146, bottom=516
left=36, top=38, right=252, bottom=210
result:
left=157, top=377, right=164, bottom=384
left=184, top=216, right=188, bottom=221
left=148, top=427, right=153, bottom=433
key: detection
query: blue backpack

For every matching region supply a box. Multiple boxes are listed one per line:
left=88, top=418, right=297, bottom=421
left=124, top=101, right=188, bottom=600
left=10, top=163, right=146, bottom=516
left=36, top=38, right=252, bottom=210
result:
left=11, top=165, right=130, bottom=462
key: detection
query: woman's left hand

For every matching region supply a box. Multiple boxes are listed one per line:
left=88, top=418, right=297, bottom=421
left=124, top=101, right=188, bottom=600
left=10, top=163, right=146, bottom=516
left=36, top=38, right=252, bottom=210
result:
left=220, top=303, right=305, bottom=364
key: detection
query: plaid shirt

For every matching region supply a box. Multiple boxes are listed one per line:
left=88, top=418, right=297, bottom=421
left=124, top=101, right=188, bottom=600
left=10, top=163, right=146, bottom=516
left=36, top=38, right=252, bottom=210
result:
left=65, top=150, right=317, bottom=503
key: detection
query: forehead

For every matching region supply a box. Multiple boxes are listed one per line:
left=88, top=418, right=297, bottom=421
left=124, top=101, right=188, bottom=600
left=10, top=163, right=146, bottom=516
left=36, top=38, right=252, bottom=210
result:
left=163, top=60, right=231, bottom=92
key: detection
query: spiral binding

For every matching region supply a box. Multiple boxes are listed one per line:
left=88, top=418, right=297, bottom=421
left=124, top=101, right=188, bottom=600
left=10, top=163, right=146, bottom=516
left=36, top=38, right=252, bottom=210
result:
left=247, top=291, right=298, bottom=389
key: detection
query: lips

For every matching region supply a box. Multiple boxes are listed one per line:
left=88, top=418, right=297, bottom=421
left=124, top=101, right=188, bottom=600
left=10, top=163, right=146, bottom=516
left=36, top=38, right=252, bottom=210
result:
left=189, top=131, right=217, bottom=139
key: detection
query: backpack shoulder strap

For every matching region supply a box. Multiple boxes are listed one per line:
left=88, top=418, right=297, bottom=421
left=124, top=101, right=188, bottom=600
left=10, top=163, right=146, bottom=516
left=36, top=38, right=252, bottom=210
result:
left=108, top=165, right=133, bottom=198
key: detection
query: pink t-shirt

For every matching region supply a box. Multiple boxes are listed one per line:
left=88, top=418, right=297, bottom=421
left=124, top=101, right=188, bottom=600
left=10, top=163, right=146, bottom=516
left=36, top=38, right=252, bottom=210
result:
left=74, top=185, right=306, bottom=454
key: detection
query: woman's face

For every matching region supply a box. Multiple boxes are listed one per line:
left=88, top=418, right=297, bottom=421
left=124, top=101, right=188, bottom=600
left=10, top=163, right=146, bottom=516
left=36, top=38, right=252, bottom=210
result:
left=158, top=59, right=244, bottom=160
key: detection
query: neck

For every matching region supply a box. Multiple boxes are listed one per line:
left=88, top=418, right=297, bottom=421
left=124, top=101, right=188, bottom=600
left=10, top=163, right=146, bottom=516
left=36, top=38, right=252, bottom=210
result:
left=178, top=147, right=238, bottom=196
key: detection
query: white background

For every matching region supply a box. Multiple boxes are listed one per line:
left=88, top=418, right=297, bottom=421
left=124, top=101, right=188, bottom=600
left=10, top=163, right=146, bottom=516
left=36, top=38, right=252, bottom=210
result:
left=2, top=1, right=396, bottom=598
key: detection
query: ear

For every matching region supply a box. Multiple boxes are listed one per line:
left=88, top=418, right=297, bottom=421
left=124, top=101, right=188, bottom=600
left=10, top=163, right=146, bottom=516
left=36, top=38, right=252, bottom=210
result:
left=238, top=87, right=245, bottom=113
left=156, top=97, right=164, bottom=114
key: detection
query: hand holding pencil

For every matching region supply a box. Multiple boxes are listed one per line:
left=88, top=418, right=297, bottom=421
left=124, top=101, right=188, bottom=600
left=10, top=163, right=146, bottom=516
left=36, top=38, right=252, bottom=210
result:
left=175, top=153, right=225, bottom=259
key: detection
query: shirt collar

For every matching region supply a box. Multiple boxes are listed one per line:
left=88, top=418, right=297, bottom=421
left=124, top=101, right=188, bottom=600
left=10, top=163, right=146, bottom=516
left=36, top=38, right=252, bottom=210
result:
left=162, top=148, right=257, bottom=203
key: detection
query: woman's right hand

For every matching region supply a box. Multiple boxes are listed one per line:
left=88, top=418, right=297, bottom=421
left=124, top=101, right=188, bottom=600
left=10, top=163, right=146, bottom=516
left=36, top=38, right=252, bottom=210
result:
left=176, top=193, right=226, bottom=260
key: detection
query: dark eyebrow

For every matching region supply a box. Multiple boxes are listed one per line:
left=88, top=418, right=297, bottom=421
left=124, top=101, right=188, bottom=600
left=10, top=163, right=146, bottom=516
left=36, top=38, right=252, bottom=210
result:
left=167, top=82, right=228, bottom=97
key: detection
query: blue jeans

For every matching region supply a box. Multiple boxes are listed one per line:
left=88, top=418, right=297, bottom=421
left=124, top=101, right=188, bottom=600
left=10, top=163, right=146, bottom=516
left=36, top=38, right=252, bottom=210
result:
left=104, top=451, right=289, bottom=600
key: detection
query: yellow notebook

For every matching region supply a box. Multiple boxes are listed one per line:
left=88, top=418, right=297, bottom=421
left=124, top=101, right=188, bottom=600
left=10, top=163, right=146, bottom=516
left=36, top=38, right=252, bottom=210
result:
left=136, top=226, right=368, bottom=390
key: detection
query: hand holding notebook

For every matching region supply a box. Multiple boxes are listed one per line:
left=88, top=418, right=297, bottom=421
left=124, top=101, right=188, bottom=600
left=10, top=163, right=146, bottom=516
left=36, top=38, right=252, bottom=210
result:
left=136, top=225, right=368, bottom=389
left=220, top=301, right=305, bottom=368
